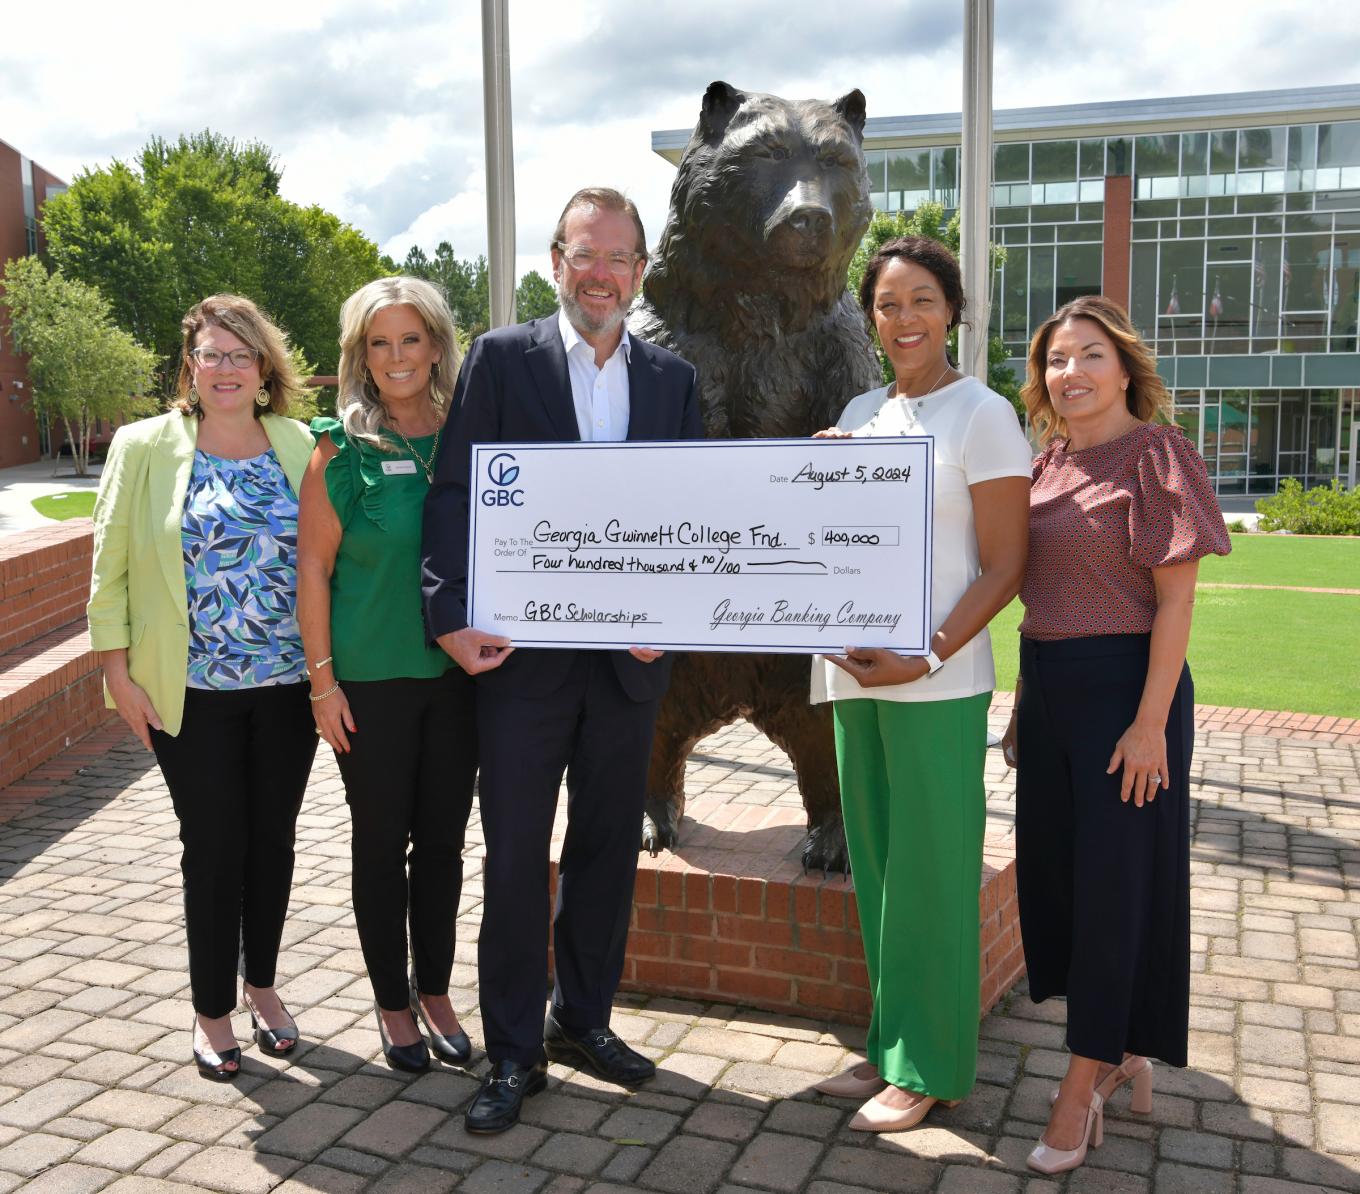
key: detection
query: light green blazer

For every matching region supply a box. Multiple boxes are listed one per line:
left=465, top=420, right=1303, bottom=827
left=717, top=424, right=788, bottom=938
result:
left=87, top=410, right=315, bottom=736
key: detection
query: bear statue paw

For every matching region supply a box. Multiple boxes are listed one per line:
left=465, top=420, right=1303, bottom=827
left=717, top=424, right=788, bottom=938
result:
left=640, top=801, right=682, bottom=856
left=800, top=821, right=851, bottom=876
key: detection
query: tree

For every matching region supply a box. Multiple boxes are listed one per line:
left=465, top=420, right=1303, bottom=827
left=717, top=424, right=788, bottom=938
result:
left=1, top=256, right=158, bottom=475
left=515, top=270, right=557, bottom=321
left=848, top=203, right=1022, bottom=417
left=401, top=242, right=490, bottom=339
left=42, top=132, right=389, bottom=397
left=402, top=244, right=562, bottom=341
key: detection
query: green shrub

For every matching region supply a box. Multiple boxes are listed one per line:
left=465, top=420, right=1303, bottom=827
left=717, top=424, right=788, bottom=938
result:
left=1255, top=479, right=1360, bottom=535
left=1225, top=518, right=1249, bottom=533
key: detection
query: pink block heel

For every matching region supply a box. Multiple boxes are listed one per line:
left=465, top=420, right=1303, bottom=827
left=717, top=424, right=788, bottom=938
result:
left=1027, top=1091, right=1104, bottom=1175
left=1128, top=1058, right=1153, bottom=1114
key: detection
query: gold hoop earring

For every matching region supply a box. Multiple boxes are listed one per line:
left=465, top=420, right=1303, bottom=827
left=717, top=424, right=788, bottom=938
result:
left=255, top=388, right=271, bottom=409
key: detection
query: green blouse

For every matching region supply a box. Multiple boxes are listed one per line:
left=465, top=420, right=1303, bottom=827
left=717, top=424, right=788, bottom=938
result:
left=311, top=417, right=450, bottom=681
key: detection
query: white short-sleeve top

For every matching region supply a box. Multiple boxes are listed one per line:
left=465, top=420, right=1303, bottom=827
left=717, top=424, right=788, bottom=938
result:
left=811, top=375, right=1033, bottom=705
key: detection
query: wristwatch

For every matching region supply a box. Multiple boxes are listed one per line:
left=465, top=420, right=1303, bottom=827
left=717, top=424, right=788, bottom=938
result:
left=923, top=649, right=945, bottom=677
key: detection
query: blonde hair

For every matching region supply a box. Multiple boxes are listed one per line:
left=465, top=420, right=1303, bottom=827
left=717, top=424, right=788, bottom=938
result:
left=176, top=294, right=302, bottom=418
left=337, top=276, right=460, bottom=450
left=1021, top=295, right=1170, bottom=446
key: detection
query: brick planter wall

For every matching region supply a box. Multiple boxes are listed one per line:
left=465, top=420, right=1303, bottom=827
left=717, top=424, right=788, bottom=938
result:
left=549, top=790, right=1024, bottom=1025
left=0, top=520, right=94, bottom=654
left=0, top=521, right=114, bottom=788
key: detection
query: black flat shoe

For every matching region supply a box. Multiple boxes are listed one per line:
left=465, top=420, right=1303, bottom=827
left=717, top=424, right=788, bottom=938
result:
left=464, top=1055, right=547, bottom=1134
left=248, top=1002, right=299, bottom=1056
left=192, top=1020, right=241, bottom=1082
left=374, top=1003, right=430, bottom=1073
left=543, top=1013, right=655, bottom=1087
left=409, top=981, right=472, bottom=1066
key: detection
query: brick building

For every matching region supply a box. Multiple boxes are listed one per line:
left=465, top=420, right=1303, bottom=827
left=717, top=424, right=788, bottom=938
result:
left=0, top=138, right=67, bottom=468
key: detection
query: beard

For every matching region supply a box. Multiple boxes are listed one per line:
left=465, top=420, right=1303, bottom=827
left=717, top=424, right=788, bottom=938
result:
left=557, top=275, right=630, bottom=338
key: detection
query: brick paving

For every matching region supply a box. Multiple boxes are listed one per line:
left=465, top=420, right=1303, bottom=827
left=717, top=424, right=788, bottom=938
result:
left=0, top=708, right=1357, bottom=1193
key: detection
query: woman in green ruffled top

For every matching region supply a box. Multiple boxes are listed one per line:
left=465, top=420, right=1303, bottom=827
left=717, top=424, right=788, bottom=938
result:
left=298, top=276, right=477, bottom=1073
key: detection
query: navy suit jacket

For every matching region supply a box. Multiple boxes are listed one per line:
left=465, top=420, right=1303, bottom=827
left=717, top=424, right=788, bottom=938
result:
left=422, top=313, right=702, bottom=702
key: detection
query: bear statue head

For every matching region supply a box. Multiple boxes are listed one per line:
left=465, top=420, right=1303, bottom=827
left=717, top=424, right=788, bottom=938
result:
left=644, top=81, right=873, bottom=329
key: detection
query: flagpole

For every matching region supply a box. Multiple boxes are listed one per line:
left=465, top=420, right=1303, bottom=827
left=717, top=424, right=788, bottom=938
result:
left=482, top=0, right=517, bottom=329
left=958, top=0, right=994, bottom=381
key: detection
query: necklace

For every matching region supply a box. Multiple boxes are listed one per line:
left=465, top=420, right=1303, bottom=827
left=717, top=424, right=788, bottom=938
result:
left=892, top=362, right=955, bottom=403
left=391, top=424, right=441, bottom=482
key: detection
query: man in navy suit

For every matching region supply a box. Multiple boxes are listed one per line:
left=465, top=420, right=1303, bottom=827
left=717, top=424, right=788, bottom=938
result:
left=422, top=187, right=701, bottom=1134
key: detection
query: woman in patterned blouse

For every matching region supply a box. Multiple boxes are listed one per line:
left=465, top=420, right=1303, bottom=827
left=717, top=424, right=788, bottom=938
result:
left=89, top=296, right=317, bottom=1080
left=1001, top=296, right=1230, bottom=1174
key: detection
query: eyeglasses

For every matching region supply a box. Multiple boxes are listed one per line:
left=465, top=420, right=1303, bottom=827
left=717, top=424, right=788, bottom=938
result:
left=555, top=243, right=643, bottom=276
left=190, top=347, right=260, bottom=369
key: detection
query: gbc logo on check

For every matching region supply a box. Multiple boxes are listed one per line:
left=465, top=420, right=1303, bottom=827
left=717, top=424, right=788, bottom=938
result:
left=483, top=452, right=525, bottom=506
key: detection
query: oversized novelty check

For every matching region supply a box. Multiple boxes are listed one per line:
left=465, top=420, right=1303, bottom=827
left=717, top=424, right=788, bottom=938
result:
left=467, top=438, right=934, bottom=653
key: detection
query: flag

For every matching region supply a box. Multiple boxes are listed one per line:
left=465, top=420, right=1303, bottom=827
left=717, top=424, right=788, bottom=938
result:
left=1165, top=274, right=1181, bottom=316
left=1209, top=276, right=1223, bottom=318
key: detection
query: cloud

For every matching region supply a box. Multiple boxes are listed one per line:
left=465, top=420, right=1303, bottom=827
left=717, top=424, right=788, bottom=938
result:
left=3, top=0, right=1355, bottom=286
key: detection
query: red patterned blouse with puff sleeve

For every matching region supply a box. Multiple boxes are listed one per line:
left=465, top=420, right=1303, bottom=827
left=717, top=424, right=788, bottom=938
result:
left=1019, top=422, right=1231, bottom=641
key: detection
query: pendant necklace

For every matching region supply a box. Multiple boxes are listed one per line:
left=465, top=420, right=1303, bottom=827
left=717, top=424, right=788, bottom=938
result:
left=892, top=361, right=954, bottom=404
left=391, top=424, right=441, bottom=482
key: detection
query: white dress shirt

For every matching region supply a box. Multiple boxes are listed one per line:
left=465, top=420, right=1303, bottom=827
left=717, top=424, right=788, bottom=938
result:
left=558, top=308, right=631, bottom=442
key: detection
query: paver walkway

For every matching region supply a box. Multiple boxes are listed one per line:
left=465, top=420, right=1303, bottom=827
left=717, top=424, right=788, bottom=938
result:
left=0, top=709, right=1356, bottom=1193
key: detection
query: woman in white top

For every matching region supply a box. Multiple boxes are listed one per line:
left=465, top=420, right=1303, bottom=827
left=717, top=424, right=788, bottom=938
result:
left=811, top=237, right=1032, bottom=1131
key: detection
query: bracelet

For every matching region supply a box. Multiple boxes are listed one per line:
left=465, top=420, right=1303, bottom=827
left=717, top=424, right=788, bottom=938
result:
left=308, top=656, right=333, bottom=675
left=308, top=682, right=340, bottom=703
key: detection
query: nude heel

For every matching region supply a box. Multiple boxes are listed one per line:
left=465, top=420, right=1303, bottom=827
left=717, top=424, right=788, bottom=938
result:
left=1129, top=1060, right=1153, bottom=1114
left=1027, top=1091, right=1104, bottom=1175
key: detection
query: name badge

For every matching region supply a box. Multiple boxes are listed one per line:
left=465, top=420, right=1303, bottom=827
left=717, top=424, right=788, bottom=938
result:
left=381, top=459, right=418, bottom=476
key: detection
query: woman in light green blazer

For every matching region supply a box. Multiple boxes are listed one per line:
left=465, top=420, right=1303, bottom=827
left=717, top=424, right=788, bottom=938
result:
left=89, top=295, right=318, bottom=1081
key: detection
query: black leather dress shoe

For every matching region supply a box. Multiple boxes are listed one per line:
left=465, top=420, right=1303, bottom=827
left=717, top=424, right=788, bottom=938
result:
left=543, top=1014, right=656, bottom=1087
left=464, top=1055, right=548, bottom=1134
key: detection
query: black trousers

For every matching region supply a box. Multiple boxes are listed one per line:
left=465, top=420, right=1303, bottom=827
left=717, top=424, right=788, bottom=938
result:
left=151, top=682, right=317, bottom=1018
left=335, top=671, right=478, bottom=1011
left=1015, top=633, right=1192, bottom=1068
left=477, top=651, right=659, bottom=1067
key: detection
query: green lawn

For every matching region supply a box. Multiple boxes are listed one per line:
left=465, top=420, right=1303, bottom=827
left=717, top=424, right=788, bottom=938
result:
left=989, top=536, right=1360, bottom=717
left=1198, top=533, right=1360, bottom=590
left=32, top=492, right=97, bottom=520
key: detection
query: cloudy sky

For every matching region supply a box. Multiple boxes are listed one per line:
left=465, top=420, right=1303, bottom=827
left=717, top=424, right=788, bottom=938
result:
left=3, top=0, right=1356, bottom=284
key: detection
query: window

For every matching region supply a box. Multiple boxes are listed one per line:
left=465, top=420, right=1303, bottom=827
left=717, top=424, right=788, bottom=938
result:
left=1054, top=242, right=1101, bottom=308
left=995, top=142, right=1029, bottom=183
left=931, top=147, right=958, bottom=206
left=886, top=150, right=931, bottom=212
left=1032, top=140, right=1076, bottom=183
left=1079, top=138, right=1105, bottom=178
left=1319, top=122, right=1360, bottom=169
left=1135, top=134, right=1180, bottom=199
left=1106, top=138, right=1131, bottom=176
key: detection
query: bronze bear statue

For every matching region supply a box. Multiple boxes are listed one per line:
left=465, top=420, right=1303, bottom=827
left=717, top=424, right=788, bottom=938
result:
left=631, top=81, right=883, bottom=872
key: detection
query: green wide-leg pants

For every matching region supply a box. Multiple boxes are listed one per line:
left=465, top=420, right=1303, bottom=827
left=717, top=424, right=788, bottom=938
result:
left=833, top=692, right=990, bottom=1100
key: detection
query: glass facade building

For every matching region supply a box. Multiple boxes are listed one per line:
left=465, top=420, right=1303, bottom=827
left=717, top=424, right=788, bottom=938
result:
left=654, top=86, right=1360, bottom=498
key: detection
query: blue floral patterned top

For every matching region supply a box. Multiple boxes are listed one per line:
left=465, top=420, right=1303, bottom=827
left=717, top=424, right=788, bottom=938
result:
left=182, top=449, right=306, bottom=690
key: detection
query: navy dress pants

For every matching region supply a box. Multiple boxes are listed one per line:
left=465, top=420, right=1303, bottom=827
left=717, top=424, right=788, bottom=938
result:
left=1015, top=633, right=1192, bottom=1068
left=476, top=651, right=659, bottom=1068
